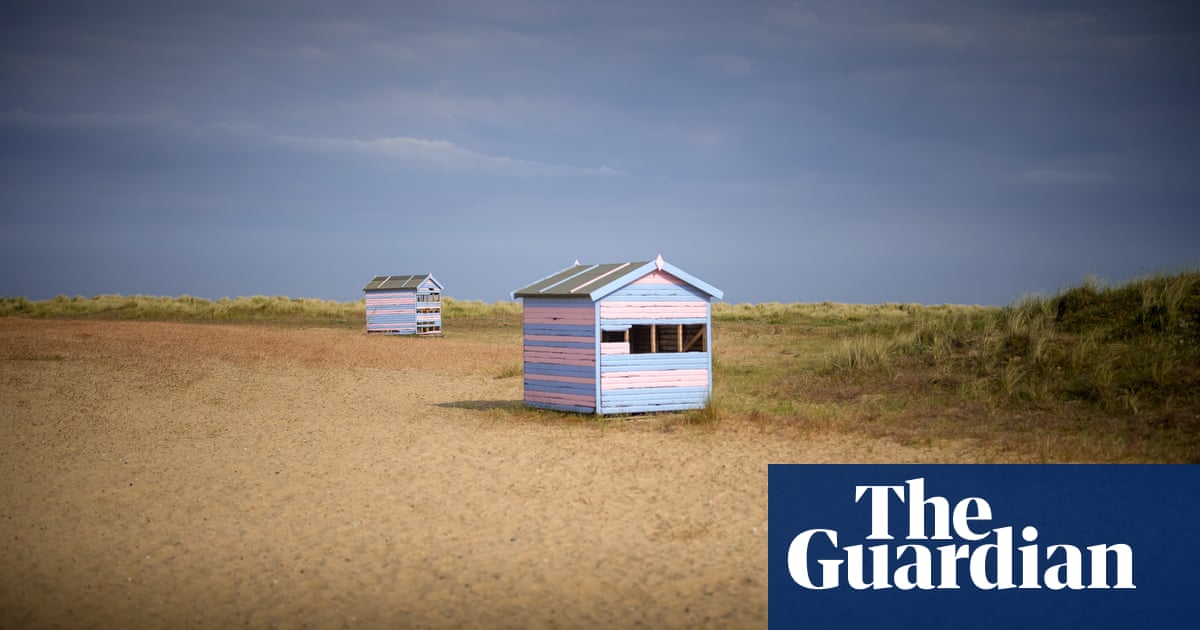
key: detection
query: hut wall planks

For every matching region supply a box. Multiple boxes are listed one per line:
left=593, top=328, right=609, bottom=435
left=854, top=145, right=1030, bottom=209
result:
left=598, top=273, right=710, bottom=324
left=598, top=352, right=711, bottom=414
left=365, top=291, right=417, bottom=334
left=522, top=298, right=597, bottom=412
left=594, top=268, right=714, bottom=414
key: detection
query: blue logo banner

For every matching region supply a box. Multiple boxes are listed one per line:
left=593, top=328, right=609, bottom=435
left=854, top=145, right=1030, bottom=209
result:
left=768, top=465, right=1200, bottom=628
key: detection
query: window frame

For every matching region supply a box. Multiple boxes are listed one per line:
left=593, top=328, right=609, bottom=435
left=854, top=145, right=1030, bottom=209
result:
left=625, top=323, right=707, bottom=354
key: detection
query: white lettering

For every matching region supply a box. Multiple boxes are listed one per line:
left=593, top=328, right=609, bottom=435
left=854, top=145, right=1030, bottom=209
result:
left=937, top=543, right=970, bottom=589
left=787, top=528, right=842, bottom=589
left=952, top=496, right=992, bottom=541
left=968, top=525, right=1014, bottom=589
left=1018, top=526, right=1040, bottom=589
left=785, top=478, right=1136, bottom=592
left=894, top=544, right=934, bottom=590
left=1044, top=544, right=1085, bottom=590
left=855, top=484, right=905, bottom=540
left=846, top=544, right=893, bottom=590
left=1087, top=543, right=1135, bottom=589
left=905, top=478, right=951, bottom=540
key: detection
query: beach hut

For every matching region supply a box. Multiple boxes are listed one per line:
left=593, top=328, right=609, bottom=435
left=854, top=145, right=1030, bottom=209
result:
left=510, top=255, right=723, bottom=414
left=363, top=274, right=443, bottom=335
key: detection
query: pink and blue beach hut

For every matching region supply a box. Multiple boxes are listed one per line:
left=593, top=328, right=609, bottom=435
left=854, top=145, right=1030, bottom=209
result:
left=510, top=255, right=724, bottom=414
left=363, top=274, right=443, bottom=335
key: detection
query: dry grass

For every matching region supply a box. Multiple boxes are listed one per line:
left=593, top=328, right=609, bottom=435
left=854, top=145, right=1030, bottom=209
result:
left=5, top=270, right=1197, bottom=462
left=0, top=294, right=365, bottom=328
left=709, top=270, right=1200, bottom=462
left=0, top=294, right=525, bottom=335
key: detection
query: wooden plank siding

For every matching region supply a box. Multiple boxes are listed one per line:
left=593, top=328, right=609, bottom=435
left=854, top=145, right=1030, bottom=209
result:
left=365, top=291, right=417, bottom=334
left=596, top=270, right=713, bottom=414
left=597, top=271, right=711, bottom=325
left=522, top=298, right=597, bottom=413
left=414, top=276, right=442, bottom=335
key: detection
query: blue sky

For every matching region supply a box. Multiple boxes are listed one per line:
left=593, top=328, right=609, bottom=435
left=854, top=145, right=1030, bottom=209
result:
left=1, top=1, right=1197, bottom=305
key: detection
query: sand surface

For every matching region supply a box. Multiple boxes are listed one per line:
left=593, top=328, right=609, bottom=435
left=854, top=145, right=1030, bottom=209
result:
left=1, top=319, right=961, bottom=628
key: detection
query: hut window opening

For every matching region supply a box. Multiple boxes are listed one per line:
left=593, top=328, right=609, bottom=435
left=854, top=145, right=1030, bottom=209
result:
left=628, top=324, right=707, bottom=354
left=416, top=292, right=442, bottom=314
left=601, top=328, right=630, bottom=355
left=682, top=324, right=706, bottom=352
left=601, top=329, right=628, bottom=343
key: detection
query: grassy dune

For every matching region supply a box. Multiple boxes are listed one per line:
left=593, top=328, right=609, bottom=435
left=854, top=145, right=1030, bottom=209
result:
left=4, top=270, right=1197, bottom=461
left=0, top=294, right=526, bottom=329
left=0, top=294, right=367, bottom=327
left=709, top=272, right=1199, bottom=462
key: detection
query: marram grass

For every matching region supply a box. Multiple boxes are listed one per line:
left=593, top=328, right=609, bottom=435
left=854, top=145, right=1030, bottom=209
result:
left=4, top=270, right=1197, bottom=461
left=0, top=294, right=524, bottom=329
left=710, top=269, right=1199, bottom=462
left=0, top=294, right=366, bottom=327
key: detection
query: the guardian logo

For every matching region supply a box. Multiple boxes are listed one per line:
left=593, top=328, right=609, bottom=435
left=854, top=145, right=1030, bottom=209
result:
left=787, top=478, right=1135, bottom=591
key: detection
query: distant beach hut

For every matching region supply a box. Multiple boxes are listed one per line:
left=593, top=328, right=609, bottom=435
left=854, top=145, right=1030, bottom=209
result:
left=363, top=274, right=443, bottom=335
left=510, top=255, right=723, bottom=414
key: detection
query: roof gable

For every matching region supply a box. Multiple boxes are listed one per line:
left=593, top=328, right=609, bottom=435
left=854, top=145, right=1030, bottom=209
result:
left=511, top=256, right=723, bottom=301
left=363, top=274, right=442, bottom=291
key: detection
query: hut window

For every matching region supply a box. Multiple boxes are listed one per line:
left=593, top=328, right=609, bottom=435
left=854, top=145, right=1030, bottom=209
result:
left=601, top=329, right=627, bottom=343
left=416, top=292, right=441, bottom=313
left=681, top=324, right=706, bottom=352
left=628, top=324, right=707, bottom=353
left=629, top=325, right=653, bottom=353
left=601, top=328, right=630, bottom=355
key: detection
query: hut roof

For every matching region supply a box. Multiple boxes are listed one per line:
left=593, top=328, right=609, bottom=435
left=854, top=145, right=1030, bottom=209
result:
left=362, top=274, right=441, bottom=291
left=511, top=255, right=723, bottom=301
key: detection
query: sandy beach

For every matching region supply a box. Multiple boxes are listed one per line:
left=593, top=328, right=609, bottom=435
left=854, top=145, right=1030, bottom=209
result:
left=1, top=319, right=961, bottom=628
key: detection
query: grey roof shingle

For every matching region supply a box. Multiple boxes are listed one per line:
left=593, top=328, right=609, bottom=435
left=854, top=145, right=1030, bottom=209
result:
left=511, top=257, right=723, bottom=301
left=363, top=274, right=435, bottom=291
left=512, top=262, right=650, bottom=298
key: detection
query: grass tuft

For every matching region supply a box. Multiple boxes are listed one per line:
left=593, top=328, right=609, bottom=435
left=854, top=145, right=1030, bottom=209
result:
left=682, top=397, right=724, bottom=425
left=824, top=336, right=895, bottom=372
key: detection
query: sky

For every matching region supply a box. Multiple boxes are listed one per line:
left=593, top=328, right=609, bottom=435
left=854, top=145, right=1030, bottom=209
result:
left=1, top=1, right=1197, bottom=306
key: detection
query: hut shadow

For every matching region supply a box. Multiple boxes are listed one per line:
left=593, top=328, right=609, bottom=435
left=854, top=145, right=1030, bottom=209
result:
left=438, top=400, right=525, bottom=412
left=437, top=400, right=687, bottom=434
left=436, top=399, right=596, bottom=427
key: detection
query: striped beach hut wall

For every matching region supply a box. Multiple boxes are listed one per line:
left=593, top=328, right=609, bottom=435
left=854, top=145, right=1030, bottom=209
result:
left=510, top=255, right=723, bottom=414
left=363, top=274, right=443, bottom=335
